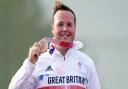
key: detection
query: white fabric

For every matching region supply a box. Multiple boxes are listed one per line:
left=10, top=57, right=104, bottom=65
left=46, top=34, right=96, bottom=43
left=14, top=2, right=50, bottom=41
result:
left=8, top=41, right=100, bottom=89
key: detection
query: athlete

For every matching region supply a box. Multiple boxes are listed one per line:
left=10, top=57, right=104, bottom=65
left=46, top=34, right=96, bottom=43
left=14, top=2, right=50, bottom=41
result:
left=8, top=2, right=100, bottom=89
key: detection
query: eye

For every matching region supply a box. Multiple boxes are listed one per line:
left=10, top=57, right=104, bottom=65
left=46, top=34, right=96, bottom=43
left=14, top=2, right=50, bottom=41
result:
left=58, top=22, right=63, bottom=27
left=67, top=22, right=72, bottom=27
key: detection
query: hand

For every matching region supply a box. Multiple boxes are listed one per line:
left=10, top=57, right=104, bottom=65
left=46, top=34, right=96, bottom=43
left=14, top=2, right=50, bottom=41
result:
left=28, top=39, right=48, bottom=64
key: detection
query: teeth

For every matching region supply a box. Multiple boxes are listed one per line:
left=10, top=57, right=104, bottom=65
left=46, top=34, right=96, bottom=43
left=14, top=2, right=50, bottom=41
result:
left=62, top=34, right=68, bottom=37
left=63, top=35, right=68, bottom=37
left=61, top=32, right=70, bottom=36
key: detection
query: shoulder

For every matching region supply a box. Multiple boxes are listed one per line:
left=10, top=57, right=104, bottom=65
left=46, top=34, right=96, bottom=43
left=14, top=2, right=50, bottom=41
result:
left=71, top=40, right=95, bottom=67
left=74, top=49, right=94, bottom=65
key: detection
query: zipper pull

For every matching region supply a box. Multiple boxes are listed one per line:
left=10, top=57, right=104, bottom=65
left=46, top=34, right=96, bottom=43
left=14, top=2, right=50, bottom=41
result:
left=64, top=56, right=65, bottom=61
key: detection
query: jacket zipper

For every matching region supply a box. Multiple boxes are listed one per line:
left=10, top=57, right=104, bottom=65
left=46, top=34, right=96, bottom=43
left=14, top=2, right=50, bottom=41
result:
left=63, top=56, right=67, bottom=89
left=64, top=56, right=65, bottom=61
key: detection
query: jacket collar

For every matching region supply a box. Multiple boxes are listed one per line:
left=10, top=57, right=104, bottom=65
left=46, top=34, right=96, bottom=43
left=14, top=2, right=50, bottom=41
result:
left=49, top=41, right=83, bottom=57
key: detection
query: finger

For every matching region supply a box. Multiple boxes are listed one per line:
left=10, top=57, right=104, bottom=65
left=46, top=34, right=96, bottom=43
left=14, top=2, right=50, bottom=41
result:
left=38, top=40, right=48, bottom=52
left=31, top=46, right=42, bottom=54
left=32, top=42, right=42, bottom=51
left=29, top=47, right=42, bottom=59
left=32, top=50, right=39, bottom=59
left=33, top=42, right=38, bottom=47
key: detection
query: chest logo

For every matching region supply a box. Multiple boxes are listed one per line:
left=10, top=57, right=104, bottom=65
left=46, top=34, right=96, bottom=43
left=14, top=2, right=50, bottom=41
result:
left=45, top=65, right=53, bottom=71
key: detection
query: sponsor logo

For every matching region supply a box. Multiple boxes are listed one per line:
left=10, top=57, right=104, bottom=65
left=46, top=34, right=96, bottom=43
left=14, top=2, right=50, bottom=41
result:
left=45, top=65, right=53, bottom=71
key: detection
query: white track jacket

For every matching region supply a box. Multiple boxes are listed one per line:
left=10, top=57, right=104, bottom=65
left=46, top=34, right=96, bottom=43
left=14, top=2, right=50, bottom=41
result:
left=8, top=41, right=100, bottom=89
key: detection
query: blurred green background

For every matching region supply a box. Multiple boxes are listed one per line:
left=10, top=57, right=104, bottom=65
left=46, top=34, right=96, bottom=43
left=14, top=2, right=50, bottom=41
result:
left=0, top=0, right=51, bottom=89
left=0, top=0, right=128, bottom=89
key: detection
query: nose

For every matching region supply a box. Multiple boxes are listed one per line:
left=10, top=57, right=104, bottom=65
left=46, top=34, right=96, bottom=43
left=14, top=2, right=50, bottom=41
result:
left=62, top=25, right=68, bottom=31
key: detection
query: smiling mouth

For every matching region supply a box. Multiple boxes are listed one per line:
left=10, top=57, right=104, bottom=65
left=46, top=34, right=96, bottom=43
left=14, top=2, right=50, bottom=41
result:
left=60, top=32, right=72, bottom=37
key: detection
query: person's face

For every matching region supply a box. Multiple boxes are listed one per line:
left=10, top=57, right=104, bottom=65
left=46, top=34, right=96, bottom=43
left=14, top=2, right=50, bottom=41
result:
left=52, top=10, right=76, bottom=43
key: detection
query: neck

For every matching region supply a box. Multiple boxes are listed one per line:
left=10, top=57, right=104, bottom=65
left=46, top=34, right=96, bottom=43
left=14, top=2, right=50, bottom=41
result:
left=55, top=45, right=68, bottom=56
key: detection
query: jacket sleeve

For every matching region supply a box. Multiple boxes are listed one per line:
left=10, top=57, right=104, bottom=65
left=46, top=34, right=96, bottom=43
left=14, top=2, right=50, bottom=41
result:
left=8, top=59, right=37, bottom=89
left=87, top=59, right=101, bottom=89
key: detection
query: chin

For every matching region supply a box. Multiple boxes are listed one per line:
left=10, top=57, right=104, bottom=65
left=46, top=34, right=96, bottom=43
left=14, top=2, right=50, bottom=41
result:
left=61, top=39, right=73, bottom=43
left=59, top=36, right=74, bottom=42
